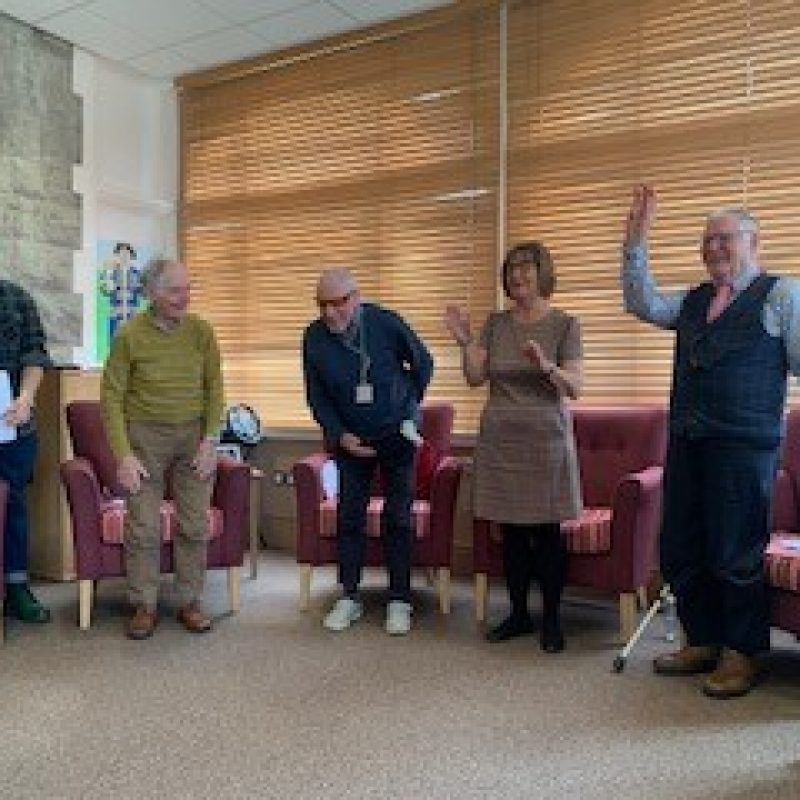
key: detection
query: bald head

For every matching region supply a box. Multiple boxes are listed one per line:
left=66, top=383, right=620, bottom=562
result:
left=317, top=267, right=358, bottom=299
left=316, top=267, right=360, bottom=333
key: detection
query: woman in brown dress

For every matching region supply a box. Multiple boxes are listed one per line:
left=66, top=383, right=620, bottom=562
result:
left=445, top=242, right=584, bottom=652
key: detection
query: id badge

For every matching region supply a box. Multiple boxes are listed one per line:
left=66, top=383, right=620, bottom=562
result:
left=355, top=382, right=374, bottom=405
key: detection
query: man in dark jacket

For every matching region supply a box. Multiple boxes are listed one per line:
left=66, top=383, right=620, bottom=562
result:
left=302, top=267, right=433, bottom=636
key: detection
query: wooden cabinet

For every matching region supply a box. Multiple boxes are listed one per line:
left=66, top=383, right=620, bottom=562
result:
left=28, top=369, right=102, bottom=580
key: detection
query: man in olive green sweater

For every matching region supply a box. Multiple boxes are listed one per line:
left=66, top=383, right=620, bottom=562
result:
left=101, top=257, right=223, bottom=640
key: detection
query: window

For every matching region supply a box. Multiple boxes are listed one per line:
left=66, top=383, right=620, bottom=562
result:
left=179, top=4, right=499, bottom=430
left=508, top=0, right=800, bottom=401
left=179, top=0, right=800, bottom=428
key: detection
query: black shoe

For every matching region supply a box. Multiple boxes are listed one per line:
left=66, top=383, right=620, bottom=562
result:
left=540, top=619, right=564, bottom=653
left=486, top=614, right=535, bottom=643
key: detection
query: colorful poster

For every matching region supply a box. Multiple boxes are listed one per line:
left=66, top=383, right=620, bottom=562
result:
left=95, top=241, right=153, bottom=363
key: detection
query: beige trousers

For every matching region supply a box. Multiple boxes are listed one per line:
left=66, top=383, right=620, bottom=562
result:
left=124, top=419, right=213, bottom=609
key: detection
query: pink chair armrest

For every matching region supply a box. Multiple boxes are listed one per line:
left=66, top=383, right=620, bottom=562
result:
left=212, top=458, right=250, bottom=565
left=213, top=458, right=250, bottom=509
left=60, top=458, right=106, bottom=578
left=608, top=465, right=663, bottom=590
left=427, top=456, right=463, bottom=563
left=772, top=468, right=796, bottom=532
left=293, top=453, right=329, bottom=562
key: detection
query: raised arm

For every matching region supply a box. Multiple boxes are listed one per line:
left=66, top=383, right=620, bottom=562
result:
left=624, top=184, right=657, bottom=248
left=444, top=305, right=487, bottom=387
left=622, top=184, right=685, bottom=329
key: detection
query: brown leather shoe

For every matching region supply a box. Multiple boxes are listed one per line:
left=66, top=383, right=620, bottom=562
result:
left=702, top=649, right=760, bottom=698
left=177, top=605, right=212, bottom=634
left=126, top=606, right=157, bottom=640
left=653, top=645, right=719, bottom=676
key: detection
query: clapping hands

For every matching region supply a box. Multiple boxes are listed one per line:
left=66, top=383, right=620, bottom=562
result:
left=522, top=339, right=554, bottom=375
left=444, top=305, right=473, bottom=347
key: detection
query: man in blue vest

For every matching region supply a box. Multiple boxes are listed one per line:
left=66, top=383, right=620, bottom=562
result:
left=622, top=184, right=800, bottom=698
left=302, top=267, right=433, bottom=636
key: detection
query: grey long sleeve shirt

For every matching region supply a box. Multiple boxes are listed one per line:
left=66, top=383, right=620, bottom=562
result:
left=621, top=242, right=800, bottom=378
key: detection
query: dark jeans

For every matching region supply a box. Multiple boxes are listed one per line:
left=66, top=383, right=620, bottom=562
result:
left=660, top=435, right=778, bottom=656
left=0, top=432, right=38, bottom=582
left=335, top=431, right=415, bottom=602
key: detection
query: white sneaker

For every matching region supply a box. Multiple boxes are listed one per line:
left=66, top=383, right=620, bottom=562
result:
left=323, top=596, right=363, bottom=632
left=385, top=600, right=412, bottom=636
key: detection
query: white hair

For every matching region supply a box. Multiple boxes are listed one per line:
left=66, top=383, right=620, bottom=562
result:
left=707, top=208, right=760, bottom=235
left=140, top=257, right=176, bottom=292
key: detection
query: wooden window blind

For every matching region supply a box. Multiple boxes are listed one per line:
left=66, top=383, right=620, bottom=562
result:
left=179, top=4, right=499, bottom=431
left=181, top=0, right=800, bottom=430
left=507, top=0, right=800, bottom=403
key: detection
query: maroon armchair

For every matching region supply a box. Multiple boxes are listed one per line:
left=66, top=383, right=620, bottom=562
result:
left=292, top=403, right=463, bottom=613
left=60, top=401, right=249, bottom=629
left=766, top=409, right=800, bottom=637
left=0, top=479, right=7, bottom=643
left=473, top=406, right=668, bottom=641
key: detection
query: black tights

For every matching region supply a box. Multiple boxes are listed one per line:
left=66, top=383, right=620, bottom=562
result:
left=501, top=522, right=566, bottom=625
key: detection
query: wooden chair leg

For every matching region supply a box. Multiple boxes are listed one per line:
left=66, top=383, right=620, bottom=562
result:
left=619, top=592, right=638, bottom=643
left=437, top=567, right=451, bottom=615
left=78, top=579, right=93, bottom=630
left=248, top=469, right=262, bottom=580
left=425, top=568, right=436, bottom=587
left=299, top=564, right=312, bottom=611
left=475, top=573, right=488, bottom=623
left=636, top=586, right=648, bottom=611
left=227, top=566, right=241, bottom=613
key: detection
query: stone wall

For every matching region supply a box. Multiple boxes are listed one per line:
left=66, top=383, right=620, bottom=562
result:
left=0, top=13, right=82, bottom=364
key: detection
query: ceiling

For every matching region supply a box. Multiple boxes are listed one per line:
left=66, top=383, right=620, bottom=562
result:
left=0, top=0, right=452, bottom=81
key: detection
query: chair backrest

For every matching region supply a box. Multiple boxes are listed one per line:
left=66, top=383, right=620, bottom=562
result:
left=776, top=410, right=800, bottom=528
left=65, top=401, right=121, bottom=494
left=372, top=402, right=455, bottom=500
left=573, top=406, right=668, bottom=507
left=416, top=403, right=455, bottom=499
left=420, top=403, right=454, bottom=454
left=781, top=409, right=800, bottom=481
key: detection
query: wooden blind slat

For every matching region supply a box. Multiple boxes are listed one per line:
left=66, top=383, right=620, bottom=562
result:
left=508, top=0, right=800, bottom=404
left=181, top=8, right=499, bottom=429
left=181, top=0, right=800, bottom=427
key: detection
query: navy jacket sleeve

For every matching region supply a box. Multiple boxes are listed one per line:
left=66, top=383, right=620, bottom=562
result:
left=392, top=310, right=434, bottom=401
left=302, top=326, right=345, bottom=445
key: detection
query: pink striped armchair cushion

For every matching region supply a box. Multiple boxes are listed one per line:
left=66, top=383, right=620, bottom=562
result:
left=765, top=534, right=800, bottom=593
left=99, top=498, right=224, bottom=545
left=561, top=508, right=613, bottom=554
left=319, top=497, right=431, bottom=540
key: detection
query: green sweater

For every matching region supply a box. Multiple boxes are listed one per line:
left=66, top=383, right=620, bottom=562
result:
left=101, top=309, right=224, bottom=458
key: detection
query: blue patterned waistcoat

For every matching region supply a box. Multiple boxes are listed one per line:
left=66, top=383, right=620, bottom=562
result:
left=669, top=274, right=787, bottom=446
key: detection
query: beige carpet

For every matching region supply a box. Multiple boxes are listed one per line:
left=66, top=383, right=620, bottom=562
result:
left=2, top=552, right=800, bottom=800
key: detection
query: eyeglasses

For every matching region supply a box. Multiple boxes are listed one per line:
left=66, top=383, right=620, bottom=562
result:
left=702, top=231, right=748, bottom=248
left=317, top=291, right=354, bottom=310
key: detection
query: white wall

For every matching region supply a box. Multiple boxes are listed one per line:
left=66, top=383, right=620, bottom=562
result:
left=72, top=49, right=178, bottom=366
